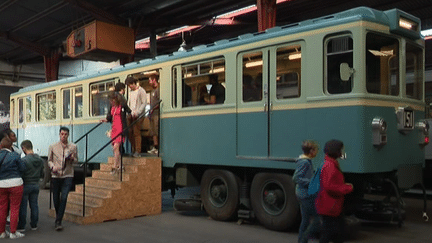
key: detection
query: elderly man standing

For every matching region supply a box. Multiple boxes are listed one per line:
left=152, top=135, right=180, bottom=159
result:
left=48, top=127, right=77, bottom=231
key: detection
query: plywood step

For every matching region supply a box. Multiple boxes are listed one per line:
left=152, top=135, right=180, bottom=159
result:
left=51, top=156, right=162, bottom=224
left=84, top=177, right=122, bottom=190
left=91, top=170, right=130, bottom=181
left=67, top=192, right=104, bottom=207
left=74, top=184, right=114, bottom=198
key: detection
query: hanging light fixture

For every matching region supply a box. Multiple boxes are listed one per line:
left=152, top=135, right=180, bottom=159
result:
left=178, top=32, right=187, bottom=52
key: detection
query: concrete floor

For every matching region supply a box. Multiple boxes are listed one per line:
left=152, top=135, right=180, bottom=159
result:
left=10, top=187, right=432, bottom=243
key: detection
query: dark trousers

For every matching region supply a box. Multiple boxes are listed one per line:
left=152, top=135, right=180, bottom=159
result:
left=298, top=197, right=321, bottom=243
left=18, top=184, right=40, bottom=229
left=319, top=215, right=345, bottom=243
left=52, top=178, right=73, bottom=223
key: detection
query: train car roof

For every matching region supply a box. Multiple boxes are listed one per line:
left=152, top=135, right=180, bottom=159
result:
left=12, top=7, right=416, bottom=96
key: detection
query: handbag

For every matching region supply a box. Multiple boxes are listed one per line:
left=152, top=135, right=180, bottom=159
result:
left=105, top=129, right=112, bottom=138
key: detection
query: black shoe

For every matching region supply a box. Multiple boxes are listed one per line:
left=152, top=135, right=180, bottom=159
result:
left=55, top=221, right=63, bottom=231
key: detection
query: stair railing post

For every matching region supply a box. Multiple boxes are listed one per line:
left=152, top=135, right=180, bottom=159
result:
left=120, top=134, right=123, bottom=182
left=83, top=134, right=88, bottom=217
left=49, top=179, right=52, bottom=209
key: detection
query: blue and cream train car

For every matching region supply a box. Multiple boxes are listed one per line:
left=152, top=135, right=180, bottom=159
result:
left=10, top=7, right=428, bottom=230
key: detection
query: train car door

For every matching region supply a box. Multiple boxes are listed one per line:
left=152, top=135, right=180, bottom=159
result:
left=236, top=50, right=268, bottom=158
left=16, top=96, right=31, bottom=144
left=237, top=43, right=303, bottom=160
left=61, top=86, right=83, bottom=140
left=268, top=43, right=303, bottom=159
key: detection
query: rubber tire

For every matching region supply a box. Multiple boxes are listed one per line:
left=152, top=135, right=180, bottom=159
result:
left=200, top=169, right=240, bottom=221
left=250, top=173, right=299, bottom=231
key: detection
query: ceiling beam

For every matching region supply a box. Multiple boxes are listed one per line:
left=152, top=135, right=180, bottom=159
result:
left=64, top=0, right=129, bottom=26
left=0, top=31, right=50, bottom=56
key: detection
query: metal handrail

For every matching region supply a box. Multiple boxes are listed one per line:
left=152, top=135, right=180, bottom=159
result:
left=74, top=122, right=105, bottom=144
left=77, top=100, right=161, bottom=216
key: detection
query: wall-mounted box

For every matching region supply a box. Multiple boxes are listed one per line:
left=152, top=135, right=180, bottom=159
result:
left=66, top=21, right=134, bottom=62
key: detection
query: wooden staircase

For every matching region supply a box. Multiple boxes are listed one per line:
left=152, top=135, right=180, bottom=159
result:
left=48, top=156, right=162, bottom=224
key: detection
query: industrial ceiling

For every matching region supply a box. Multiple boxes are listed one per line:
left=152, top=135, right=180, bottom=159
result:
left=0, top=0, right=431, bottom=69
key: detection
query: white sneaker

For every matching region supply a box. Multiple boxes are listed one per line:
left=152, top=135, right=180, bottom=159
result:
left=147, top=147, right=158, bottom=154
left=10, top=231, right=25, bottom=239
left=133, top=152, right=141, bottom=158
left=0, top=231, right=9, bottom=238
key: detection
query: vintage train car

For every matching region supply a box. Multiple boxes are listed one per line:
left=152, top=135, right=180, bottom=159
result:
left=10, top=7, right=427, bottom=230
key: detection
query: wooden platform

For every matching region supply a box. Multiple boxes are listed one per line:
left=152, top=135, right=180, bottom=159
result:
left=48, top=156, right=162, bottom=224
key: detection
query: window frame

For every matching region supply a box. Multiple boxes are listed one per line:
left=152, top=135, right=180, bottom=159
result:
left=405, top=41, right=424, bottom=100
left=61, top=85, right=83, bottom=120
left=365, top=31, right=400, bottom=97
left=89, top=79, right=116, bottom=117
left=274, top=43, right=302, bottom=100
left=36, top=90, right=57, bottom=121
left=174, top=56, right=226, bottom=108
left=324, top=33, right=354, bottom=95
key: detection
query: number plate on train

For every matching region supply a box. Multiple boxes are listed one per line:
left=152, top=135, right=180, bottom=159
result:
left=403, top=110, right=414, bottom=129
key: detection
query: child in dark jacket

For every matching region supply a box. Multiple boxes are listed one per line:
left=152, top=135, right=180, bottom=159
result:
left=17, top=140, right=44, bottom=232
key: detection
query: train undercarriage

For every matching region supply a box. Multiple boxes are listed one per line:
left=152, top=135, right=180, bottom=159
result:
left=170, top=165, right=430, bottom=232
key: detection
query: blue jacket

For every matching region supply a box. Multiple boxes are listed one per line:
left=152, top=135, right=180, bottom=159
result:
left=0, top=149, right=26, bottom=180
left=293, top=156, right=315, bottom=200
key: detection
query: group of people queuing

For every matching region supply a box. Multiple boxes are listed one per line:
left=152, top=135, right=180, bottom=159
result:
left=100, top=75, right=160, bottom=174
left=293, top=139, right=353, bottom=243
left=0, top=129, right=44, bottom=238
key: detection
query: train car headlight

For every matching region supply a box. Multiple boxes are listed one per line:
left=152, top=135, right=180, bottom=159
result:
left=416, top=120, right=429, bottom=145
left=372, top=117, right=387, bottom=146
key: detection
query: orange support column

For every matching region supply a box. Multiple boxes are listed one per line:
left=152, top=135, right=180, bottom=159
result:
left=44, top=50, right=61, bottom=82
left=257, top=0, right=277, bottom=32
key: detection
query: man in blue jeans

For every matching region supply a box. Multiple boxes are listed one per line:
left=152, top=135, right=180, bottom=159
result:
left=48, top=127, right=77, bottom=231
left=17, top=140, right=44, bottom=232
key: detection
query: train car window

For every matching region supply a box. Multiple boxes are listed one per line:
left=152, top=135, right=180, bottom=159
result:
left=366, top=33, right=399, bottom=96
left=242, top=52, right=263, bottom=102
left=325, top=35, right=353, bottom=94
left=90, top=80, right=115, bottom=117
left=37, top=91, right=56, bottom=121
left=126, top=70, right=159, bottom=112
left=75, top=86, right=83, bottom=118
left=25, top=96, right=31, bottom=122
left=180, top=58, right=225, bottom=106
left=63, top=89, right=71, bottom=119
left=10, top=99, right=14, bottom=127
left=276, top=45, right=301, bottom=99
left=18, top=98, right=24, bottom=124
left=406, top=43, right=423, bottom=100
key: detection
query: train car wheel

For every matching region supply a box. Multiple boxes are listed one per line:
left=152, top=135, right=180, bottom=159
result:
left=200, top=169, right=240, bottom=221
left=250, top=173, right=299, bottom=231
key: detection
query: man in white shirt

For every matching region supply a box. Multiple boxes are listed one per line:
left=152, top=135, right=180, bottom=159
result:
left=125, top=76, right=147, bottom=157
